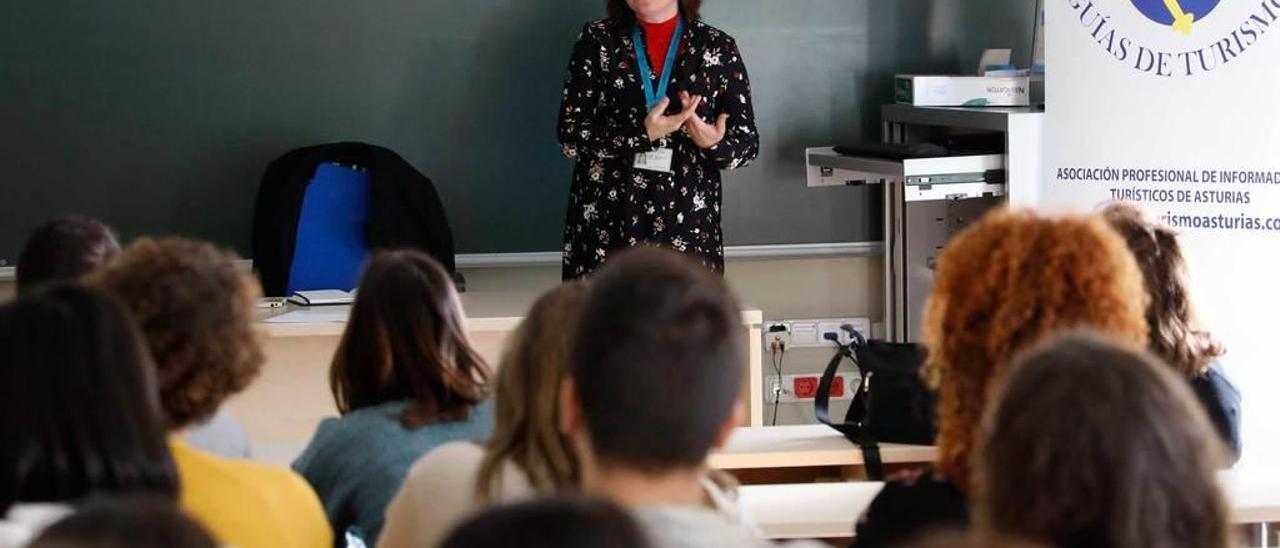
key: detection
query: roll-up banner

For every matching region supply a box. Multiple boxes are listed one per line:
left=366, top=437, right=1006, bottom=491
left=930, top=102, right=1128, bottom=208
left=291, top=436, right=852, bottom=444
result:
left=1045, top=0, right=1280, bottom=464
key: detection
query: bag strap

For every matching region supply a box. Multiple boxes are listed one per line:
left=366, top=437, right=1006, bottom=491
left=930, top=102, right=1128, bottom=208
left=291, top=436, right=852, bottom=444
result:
left=814, top=337, right=886, bottom=480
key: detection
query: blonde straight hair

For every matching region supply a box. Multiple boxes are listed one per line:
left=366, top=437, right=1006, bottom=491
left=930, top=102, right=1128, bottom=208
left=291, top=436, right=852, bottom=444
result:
left=475, top=282, right=589, bottom=500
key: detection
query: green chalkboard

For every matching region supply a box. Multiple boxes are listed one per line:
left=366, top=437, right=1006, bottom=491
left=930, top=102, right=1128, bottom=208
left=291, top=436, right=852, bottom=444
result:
left=0, top=1, right=1031, bottom=263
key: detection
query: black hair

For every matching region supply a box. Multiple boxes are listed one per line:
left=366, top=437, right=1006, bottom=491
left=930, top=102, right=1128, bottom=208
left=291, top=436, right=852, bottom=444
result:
left=16, top=216, right=121, bottom=294
left=0, top=283, right=178, bottom=514
left=29, top=496, right=217, bottom=548
left=570, top=247, right=743, bottom=471
left=440, top=496, right=650, bottom=548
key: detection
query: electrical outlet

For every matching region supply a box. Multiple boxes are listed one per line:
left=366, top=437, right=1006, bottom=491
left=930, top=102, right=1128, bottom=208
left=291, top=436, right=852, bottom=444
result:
left=793, top=376, right=819, bottom=398
left=766, top=317, right=873, bottom=348
left=765, top=374, right=859, bottom=403
left=764, top=322, right=791, bottom=353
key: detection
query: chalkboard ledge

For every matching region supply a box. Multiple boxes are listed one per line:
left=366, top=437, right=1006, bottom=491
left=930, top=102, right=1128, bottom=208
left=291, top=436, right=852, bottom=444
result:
left=0, top=242, right=884, bottom=281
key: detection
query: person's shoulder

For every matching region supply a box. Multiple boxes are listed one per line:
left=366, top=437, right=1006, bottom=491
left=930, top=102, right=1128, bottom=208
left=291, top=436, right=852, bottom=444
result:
left=408, top=441, right=487, bottom=480
left=689, top=20, right=739, bottom=48
left=579, top=19, right=618, bottom=43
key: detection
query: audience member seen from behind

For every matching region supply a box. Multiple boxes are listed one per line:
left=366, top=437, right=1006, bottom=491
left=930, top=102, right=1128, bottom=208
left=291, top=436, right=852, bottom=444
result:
left=17, top=217, right=254, bottom=460
left=92, top=238, right=332, bottom=548
left=379, top=282, right=589, bottom=548
left=28, top=496, right=216, bottom=548
left=15, top=216, right=120, bottom=294
left=1103, top=202, right=1241, bottom=461
left=852, top=210, right=1150, bottom=547
left=438, top=496, right=650, bottom=548
left=293, top=250, right=492, bottom=547
left=977, top=331, right=1232, bottom=548
left=562, top=247, right=819, bottom=548
left=0, top=284, right=178, bottom=548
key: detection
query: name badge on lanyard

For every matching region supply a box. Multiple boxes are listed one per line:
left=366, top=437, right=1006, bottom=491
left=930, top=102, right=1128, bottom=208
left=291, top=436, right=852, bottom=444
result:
left=632, top=17, right=683, bottom=174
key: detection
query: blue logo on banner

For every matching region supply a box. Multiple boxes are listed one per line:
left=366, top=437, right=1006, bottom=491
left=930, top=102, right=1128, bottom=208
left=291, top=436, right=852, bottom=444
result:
left=1131, top=0, right=1222, bottom=34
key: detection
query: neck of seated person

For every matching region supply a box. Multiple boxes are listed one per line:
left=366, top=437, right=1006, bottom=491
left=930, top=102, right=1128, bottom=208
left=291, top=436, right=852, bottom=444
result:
left=581, top=460, right=707, bottom=509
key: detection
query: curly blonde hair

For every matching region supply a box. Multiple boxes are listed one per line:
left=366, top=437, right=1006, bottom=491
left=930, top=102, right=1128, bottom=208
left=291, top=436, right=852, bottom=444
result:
left=92, top=238, right=264, bottom=430
left=923, top=209, right=1148, bottom=490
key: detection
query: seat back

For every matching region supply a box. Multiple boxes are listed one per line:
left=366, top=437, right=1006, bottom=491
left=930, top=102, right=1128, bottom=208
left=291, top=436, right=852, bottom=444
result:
left=286, top=162, right=371, bottom=294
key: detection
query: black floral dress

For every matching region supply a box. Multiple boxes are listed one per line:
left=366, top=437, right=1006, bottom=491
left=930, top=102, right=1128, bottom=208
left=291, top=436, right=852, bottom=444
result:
left=557, top=18, right=759, bottom=279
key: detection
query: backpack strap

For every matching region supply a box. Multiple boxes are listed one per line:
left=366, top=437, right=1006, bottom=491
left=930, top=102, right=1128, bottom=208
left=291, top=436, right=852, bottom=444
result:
left=815, top=339, right=886, bottom=480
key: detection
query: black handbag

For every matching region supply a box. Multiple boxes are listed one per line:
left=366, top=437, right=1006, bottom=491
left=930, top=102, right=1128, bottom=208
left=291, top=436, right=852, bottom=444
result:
left=814, top=326, right=937, bottom=480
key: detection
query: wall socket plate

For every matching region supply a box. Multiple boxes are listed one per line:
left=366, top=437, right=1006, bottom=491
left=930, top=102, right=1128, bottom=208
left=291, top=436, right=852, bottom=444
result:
left=763, top=317, right=872, bottom=349
left=765, top=373, right=859, bottom=404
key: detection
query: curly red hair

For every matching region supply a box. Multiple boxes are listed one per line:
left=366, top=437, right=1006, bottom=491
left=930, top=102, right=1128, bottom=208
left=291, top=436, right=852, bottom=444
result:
left=923, top=209, right=1149, bottom=490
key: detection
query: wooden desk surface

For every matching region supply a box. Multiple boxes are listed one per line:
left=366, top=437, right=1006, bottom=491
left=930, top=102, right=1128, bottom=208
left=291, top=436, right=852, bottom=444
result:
left=710, top=425, right=936, bottom=470
left=739, top=468, right=1280, bottom=540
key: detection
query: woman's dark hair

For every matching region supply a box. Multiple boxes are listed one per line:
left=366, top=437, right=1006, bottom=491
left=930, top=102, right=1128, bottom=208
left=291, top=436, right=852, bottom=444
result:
left=976, top=331, right=1231, bottom=548
left=606, top=0, right=702, bottom=26
left=16, top=216, right=121, bottom=294
left=91, top=237, right=263, bottom=430
left=1103, top=202, right=1224, bottom=379
left=440, top=496, right=650, bottom=548
left=0, top=284, right=178, bottom=515
left=29, top=496, right=217, bottom=548
left=331, top=250, right=490, bottom=427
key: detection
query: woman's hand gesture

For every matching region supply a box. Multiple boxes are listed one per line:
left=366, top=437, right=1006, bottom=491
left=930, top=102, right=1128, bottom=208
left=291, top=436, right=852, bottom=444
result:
left=679, top=91, right=728, bottom=150
left=644, top=96, right=700, bottom=142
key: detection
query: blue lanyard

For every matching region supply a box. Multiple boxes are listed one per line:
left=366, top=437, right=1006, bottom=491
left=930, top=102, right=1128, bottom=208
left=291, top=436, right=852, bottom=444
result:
left=632, top=17, right=684, bottom=111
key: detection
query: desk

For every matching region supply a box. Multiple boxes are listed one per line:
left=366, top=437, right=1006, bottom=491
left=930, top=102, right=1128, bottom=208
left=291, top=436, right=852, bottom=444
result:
left=226, top=292, right=764, bottom=464
left=739, top=469, right=1280, bottom=541
left=709, top=425, right=935, bottom=483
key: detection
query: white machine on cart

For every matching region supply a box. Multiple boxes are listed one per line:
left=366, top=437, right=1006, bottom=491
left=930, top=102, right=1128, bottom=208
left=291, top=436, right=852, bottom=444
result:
left=806, top=105, right=1043, bottom=343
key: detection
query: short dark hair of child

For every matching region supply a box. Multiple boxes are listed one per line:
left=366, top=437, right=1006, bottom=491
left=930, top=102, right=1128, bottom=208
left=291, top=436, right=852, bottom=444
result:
left=16, top=216, right=120, bottom=294
left=570, top=247, right=744, bottom=472
left=439, top=496, right=649, bottom=548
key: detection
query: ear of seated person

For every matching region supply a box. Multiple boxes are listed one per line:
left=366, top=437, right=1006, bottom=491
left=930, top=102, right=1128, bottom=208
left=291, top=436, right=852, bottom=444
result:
left=851, top=210, right=1151, bottom=548
left=0, top=284, right=180, bottom=547
left=560, top=247, right=823, bottom=548
left=976, top=331, right=1234, bottom=548
left=92, top=238, right=332, bottom=548
left=378, top=275, right=748, bottom=548
left=291, top=250, right=493, bottom=547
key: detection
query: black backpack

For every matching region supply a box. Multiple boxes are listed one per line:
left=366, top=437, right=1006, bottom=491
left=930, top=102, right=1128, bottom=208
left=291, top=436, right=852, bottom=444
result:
left=814, top=326, right=938, bottom=480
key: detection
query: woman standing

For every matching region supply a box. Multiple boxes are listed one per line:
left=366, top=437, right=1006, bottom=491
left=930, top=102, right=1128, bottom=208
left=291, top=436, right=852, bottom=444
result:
left=558, top=0, right=759, bottom=279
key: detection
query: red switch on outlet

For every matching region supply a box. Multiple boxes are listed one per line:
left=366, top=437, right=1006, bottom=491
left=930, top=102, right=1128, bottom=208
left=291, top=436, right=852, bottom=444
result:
left=793, top=376, right=819, bottom=399
left=830, top=375, right=845, bottom=398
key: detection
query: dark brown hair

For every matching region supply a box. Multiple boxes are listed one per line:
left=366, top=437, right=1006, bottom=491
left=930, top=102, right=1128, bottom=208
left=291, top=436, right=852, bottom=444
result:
left=1, top=284, right=178, bottom=514
left=1103, top=202, right=1224, bottom=378
left=91, top=238, right=263, bottom=430
left=977, top=331, right=1231, bottom=548
left=331, top=250, right=489, bottom=428
left=571, top=246, right=743, bottom=472
left=476, top=282, right=589, bottom=501
left=440, top=496, right=650, bottom=548
left=30, top=495, right=217, bottom=548
left=17, top=216, right=121, bottom=294
left=923, top=209, right=1149, bottom=491
left=606, top=0, right=702, bottom=26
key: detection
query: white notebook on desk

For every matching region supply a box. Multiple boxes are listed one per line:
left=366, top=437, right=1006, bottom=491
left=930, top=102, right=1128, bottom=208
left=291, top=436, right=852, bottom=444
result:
left=287, top=289, right=355, bottom=306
